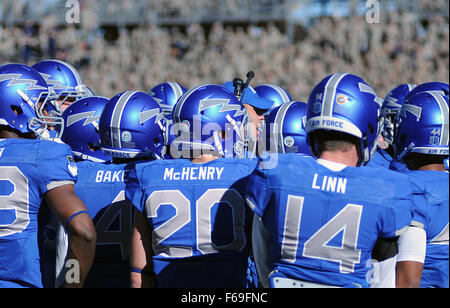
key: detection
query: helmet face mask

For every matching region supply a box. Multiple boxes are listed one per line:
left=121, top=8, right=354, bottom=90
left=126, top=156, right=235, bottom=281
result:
left=380, top=83, right=417, bottom=146
left=170, top=84, right=247, bottom=159
left=0, top=63, right=64, bottom=139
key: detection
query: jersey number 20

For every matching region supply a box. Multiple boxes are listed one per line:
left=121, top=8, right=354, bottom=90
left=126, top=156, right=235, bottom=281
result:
left=145, top=188, right=246, bottom=258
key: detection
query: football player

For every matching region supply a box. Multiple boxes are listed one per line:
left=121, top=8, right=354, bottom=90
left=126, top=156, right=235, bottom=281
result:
left=126, top=84, right=257, bottom=288
left=246, top=73, right=415, bottom=288
left=0, top=63, right=96, bottom=288
left=222, top=79, right=273, bottom=159
left=389, top=82, right=449, bottom=172
left=367, top=84, right=416, bottom=169
left=55, top=91, right=165, bottom=288
left=394, top=90, right=449, bottom=288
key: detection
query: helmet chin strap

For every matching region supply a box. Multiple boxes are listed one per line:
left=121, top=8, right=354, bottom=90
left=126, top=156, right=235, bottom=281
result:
left=359, top=135, right=370, bottom=166
left=213, top=131, right=225, bottom=157
left=397, top=142, right=415, bottom=162
left=225, top=114, right=248, bottom=158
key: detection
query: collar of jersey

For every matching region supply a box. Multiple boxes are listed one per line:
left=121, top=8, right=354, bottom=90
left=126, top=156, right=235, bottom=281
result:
left=316, top=158, right=348, bottom=172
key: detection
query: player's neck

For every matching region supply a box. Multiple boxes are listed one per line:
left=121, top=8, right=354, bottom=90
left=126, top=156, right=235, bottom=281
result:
left=0, top=129, right=21, bottom=139
left=190, top=154, right=220, bottom=164
left=417, top=164, right=447, bottom=172
left=319, top=149, right=359, bottom=167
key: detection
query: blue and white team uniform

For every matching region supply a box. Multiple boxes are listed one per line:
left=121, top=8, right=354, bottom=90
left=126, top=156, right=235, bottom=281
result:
left=392, top=89, right=449, bottom=287
left=246, top=153, right=415, bottom=288
left=389, top=158, right=408, bottom=173
left=0, top=139, right=78, bottom=288
left=401, top=170, right=449, bottom=288
left=366, top=148, right=393, bottom=169
left=126, top=158, right=257, bottom=288
left=56, top=160, right=135, bottom=288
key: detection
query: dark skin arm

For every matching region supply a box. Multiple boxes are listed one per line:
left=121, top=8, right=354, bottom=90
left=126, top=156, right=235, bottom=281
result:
left=396, top=261, right=423, bottom=288
left=44, top=184, right=96, bottom=288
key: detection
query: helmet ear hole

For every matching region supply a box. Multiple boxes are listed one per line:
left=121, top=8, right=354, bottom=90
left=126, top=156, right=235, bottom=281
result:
left=10, top=105, right=23, bottom=115
left=368, top=123, right=374, bottom=135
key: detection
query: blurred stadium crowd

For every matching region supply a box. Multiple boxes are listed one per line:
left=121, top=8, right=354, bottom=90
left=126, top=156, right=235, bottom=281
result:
left=0, top=0, right=448, bottom=101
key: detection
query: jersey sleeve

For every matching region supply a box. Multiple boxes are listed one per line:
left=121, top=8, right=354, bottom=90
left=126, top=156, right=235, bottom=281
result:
left=125, top=165, right=145, bottom=213
left=245, top=157, right=274, bottom=218
left=377, top=175, right=415, bottom=238
left=37, top=141, right=78, bottom=195
left=411, top=193, right=428, bottom=230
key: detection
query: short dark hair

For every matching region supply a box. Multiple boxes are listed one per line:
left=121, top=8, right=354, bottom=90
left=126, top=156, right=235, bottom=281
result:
left=310, top=130, right=360, bottom=156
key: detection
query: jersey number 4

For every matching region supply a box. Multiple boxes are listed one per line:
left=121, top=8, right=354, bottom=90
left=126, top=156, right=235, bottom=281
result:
left=281, top=195, right=362, bottom=273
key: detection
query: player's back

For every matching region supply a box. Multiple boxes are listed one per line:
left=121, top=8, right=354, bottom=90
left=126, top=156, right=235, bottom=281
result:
left=126, top=157, right=258, bottom=288
left=0, top=138, right=76, bottom=288
left=71, top=160, right=136, bottom=288
left=405, top=170, right=449, bottom=288
left=246, top=153, right=414, bottom=288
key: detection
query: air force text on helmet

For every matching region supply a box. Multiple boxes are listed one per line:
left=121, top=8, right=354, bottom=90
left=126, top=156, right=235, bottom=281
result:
left=307, top=118, right=345, bottom=130
left=426, top=148, right=449, bottom=155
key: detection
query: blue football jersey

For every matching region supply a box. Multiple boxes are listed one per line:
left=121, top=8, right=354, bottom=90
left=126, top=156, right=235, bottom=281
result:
left=246, top=153, right=415, bottom=288
left=0, top=138, right=77, bottom=288
left=365, top=148, right=393, bottom=169
left=71, top=160, right=136, bottom=288
left=126, top=158, right=257, bottom=288
left=403, top=170, right=449, bottom=288
left=389, top=158, right=408, bottom=173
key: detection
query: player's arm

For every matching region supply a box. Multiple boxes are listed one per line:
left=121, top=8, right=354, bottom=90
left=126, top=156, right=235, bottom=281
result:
left=130, top=208, right=155, bottom=288
left=395, top=226, right=426, bottom=288
left=44, top=184, right=96, bottom=288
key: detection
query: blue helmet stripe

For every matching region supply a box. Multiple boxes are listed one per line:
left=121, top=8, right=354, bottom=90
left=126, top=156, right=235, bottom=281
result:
left=429, top=91, right=449, bottom=146
left=168, top=82, right=184, bottom=99
left=322, top=73, right=347, bottom=117
left=273, top=101, right=294, bottom=153
left=111, top=91, right=136, bottom=148
left=264, top=84, right=291, bottom=104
